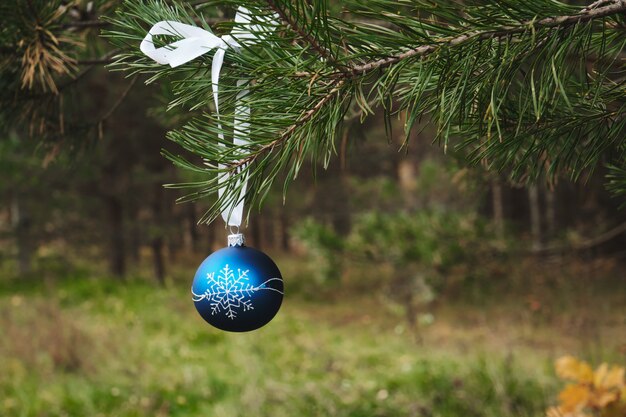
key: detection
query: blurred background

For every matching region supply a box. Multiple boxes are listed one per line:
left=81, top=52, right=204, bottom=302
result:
left=1, top=1, right=625, bottom=416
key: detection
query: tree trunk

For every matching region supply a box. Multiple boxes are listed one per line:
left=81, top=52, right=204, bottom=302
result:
left=546, top=187, right=556, bottom=240
left=331, top=176, right=352, bottom=235
left=165, top=200, right=178, bottom=264
left=10, top=194, right=32, bottom=276
left=206, top=222, right=216, bottom=251
left=279, top=209, right=290, bottom=251
left=183, top=203, right=198, bottom=252
left=104, top=195, right=126, bottom=278
left=151, top=237, right=165, bottom=285
left=128, top=204, right=141, bottom=264
left=398, top=159, right=417, bottom=195
left=263, top=211, right=275, bottom=249
left=528, top=184, right=543, bottom=251
left=491, top=177, right=505, bottom=241
left=151, top=184, right=166, bottom=285
left=250, top=214, right=262, bottom=249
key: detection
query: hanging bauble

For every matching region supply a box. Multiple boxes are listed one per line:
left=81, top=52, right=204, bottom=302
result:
left=191, top=233, right=283, bottom=332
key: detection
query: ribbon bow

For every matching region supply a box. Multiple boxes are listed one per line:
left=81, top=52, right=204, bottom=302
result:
left=140, top=7, right=274, bottom=227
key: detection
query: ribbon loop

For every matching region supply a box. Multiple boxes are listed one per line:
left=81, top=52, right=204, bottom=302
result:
left=140, top=7, right=276, bottom=227
left=140, top=21, right=223, bottom=67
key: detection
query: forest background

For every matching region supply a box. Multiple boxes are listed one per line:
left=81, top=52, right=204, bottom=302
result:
left=0, top=1, right=625, bottom=416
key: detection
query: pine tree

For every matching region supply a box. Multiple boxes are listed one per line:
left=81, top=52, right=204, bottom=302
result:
left=0, top=0, right=119, bottom=143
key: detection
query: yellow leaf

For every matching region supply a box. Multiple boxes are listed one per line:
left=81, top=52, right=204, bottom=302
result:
left=546, top=406, right=564, bottom=417
left=595, top=364, right=609, bottom=387
left=556, top=356, right=594, bottom=383
left=593, top=390, right=618, bottom=408
left=559, top=384, right=590, bottom=413
left=598, top=366, right=625, bottom=390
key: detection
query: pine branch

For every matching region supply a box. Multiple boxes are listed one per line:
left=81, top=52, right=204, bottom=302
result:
left=103, top=0, right=626, bottom=222
left=265, top=0, right=348, bottom=74
left=583, top=0, right=619, bottom=11
left=77, top=56, right=116, bottom=65
left=345, top=0, right=626, bottom=77
left=231, top=0, right=626, bottom=170
left=235, top=79, right=346, bottom=167
left=94, top=76, right=138, bottom=140
left=63, top=16, right=226, bottom=29
left=62, top=20, right=109, bottom=29
left=98, top=76, right=138, bottom=122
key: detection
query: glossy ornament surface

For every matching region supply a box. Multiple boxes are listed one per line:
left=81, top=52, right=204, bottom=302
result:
left=191, top=235, right=283, bottom=332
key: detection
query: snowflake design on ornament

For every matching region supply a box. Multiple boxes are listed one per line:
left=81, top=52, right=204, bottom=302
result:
left=191, top=264, right=283, bottom=320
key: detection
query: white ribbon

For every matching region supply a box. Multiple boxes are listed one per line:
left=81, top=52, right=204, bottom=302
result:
left=140, top=7, right=274, bottom=227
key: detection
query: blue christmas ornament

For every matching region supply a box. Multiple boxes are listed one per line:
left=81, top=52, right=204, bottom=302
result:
left=138, top=6, right=285, bottom=332
left=191, top=233, right=283, bottom=332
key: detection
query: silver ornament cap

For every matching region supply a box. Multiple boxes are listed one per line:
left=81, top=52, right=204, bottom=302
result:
left=227, top=233, right=245, bottom=247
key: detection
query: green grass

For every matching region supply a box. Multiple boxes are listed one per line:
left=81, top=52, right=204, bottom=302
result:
left=0, top=255, right=623, bottom=417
